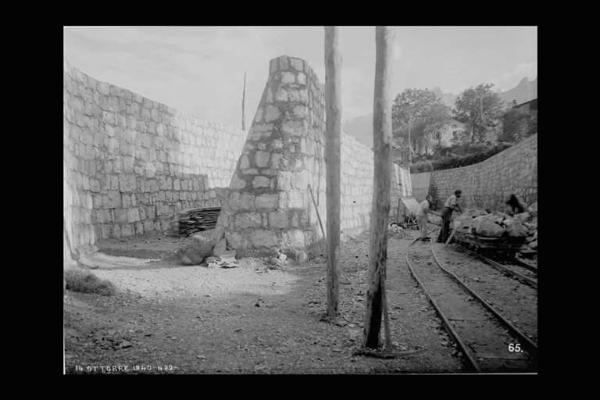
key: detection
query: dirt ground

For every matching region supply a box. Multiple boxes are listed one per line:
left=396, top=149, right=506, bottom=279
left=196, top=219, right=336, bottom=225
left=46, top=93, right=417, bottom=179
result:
left=65, top=226, right=474, bottom=374
left=64, top=224, right=536, bottom=374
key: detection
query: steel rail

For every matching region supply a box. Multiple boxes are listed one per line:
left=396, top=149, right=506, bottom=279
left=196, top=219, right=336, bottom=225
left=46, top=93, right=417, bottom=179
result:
left=405, top=238, right=481, bottom=372
left=513, top=256, right=538, bottom=273
left=430, top=246, right=538, bottom=351
left=457, top=244, right=537, bottom=289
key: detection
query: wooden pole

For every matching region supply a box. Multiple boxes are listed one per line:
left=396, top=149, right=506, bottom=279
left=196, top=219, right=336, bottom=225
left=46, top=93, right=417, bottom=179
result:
left=363, top=26, right=395, bottom=349
left=324, top=26, right=342, bottom=320
left=242, top=72, right=247, bottom=131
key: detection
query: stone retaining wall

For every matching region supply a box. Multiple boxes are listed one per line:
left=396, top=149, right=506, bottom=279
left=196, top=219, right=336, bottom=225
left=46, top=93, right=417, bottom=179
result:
left=411, top=134, right=537, bottom=210
left=63, top=61, right=246, bottom=254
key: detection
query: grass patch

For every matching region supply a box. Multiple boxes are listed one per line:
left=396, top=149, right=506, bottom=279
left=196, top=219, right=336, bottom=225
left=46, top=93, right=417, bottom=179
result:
left=64, top=269, right=116, bottom=296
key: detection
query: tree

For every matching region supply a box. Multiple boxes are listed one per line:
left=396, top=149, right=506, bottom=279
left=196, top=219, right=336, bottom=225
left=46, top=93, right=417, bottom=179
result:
left=392, top=88, right=451, bottom=161
left=363, top=26, right=394, bottom=350
left=453, top=83, right=504, bottom=144
left=500, top=104, right=537, bottom=143
left=324, top=26, right=341, bottom=321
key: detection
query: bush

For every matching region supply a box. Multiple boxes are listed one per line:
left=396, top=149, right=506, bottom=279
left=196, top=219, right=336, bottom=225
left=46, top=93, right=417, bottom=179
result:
left=64, top=269, right=116, bottom=296
left=410, top=143, right=511, bottom=173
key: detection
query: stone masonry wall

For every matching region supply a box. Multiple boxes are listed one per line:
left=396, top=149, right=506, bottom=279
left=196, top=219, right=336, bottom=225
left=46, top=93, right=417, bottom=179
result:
left=63, top=61, right=247, bottom=254
left=219, top=55, right=395, bottom=255
left=412, top=134, right=537, bottom=210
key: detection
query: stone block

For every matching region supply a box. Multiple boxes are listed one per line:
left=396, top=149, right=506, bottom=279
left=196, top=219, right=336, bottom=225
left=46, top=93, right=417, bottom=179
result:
left=253, top=176, right=270, bottom=188
left=225, top=231, right=246, bottom=250
left=107, top=190, right=121, bottom=208
left=281, top=72, right=295, bottom=84
left=292, top=171, right=308, bottom=189
left=128, top=208, right=140, bottom=223
left=274, top=87, right=288, bottom=102
left=264, top=105, right=280, bottom=122
left=98, top=82, right=110, bottom=96
left=228, top=192, right=241, bottom=210
left=290, top=58, right=304, bottom=72
left=279, top=56, right=289, bottom=70
left=272, top=139, right=283, bottom=150
left=255, top=151, right=270, bottom=168
left=135, top=222, right=144, bottom=235
left=121, top=224, right=134, bottom=237
left=293, top=105, right=307, bottom=118
left=286, top=229, right=305, bottom=248
left=281, top=120, right=304, bottom=137
left=115, top=209, right=128, bottom=224
left=270, top=153, right=283, bottom=168
left=236, top=212, right=262, bottom=229
left=230, top=174, right=246, bottom=189
left=239, top=193, right=256, bottom=210
left=112, top=225, right=121, bottom=238
left=260, top=168, right=277, bottom=176
left=255, top=194, right=279, bottom=209
left=249, top=230, right=278, bottom=248
left=288, top=88, right=308, bottom=103
left=277, top=171, right=292, bottom=190
left=269, top=211, right=289, bottom=228
left=288, top=191, right=305, bottom=208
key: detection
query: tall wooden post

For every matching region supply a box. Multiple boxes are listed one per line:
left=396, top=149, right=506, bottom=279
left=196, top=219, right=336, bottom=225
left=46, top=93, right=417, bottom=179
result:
left=324, top=26, right=341, bottom=320
left=363, top=26, right=395, bottom=349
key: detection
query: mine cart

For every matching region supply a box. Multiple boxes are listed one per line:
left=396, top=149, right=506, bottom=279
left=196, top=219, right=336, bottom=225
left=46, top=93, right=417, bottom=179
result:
left=453, top=231, right=527, bottom=260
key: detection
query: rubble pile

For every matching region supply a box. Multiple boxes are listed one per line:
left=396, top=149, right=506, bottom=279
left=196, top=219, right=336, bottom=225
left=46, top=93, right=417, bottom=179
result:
left=388, top=222, right=409, bottom=238
left=453, top=203, right=537, bottom=256
left=206, top=251, right=239, bottom=269
left=173, top=207, right=221, bottom=237
left=175, top=232, right=216, bottom=265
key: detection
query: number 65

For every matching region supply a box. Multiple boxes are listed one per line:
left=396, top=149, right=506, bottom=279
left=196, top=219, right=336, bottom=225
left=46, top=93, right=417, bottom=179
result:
left=508, top=343, right=521, bottom=352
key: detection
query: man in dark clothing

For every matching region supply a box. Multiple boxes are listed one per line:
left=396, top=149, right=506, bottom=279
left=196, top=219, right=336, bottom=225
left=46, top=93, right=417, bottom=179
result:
left=437, top=190, right=463, bottom=243
left=506, top=194, right=526, bottom=215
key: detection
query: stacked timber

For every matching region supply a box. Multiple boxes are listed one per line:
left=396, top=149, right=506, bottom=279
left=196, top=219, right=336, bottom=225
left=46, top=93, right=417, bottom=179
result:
left=175, top=207, right=221, bottom=237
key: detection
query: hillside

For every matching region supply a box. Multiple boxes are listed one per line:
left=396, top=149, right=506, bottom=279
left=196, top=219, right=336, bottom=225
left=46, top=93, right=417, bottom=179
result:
left=343, top=77, right=537, bottom=147
left=498, top=77, right=537, bottom=106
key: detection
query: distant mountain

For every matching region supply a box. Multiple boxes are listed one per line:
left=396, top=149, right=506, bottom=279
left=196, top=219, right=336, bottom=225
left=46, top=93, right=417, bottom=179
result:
left=498, top=77, right=537, bottom=106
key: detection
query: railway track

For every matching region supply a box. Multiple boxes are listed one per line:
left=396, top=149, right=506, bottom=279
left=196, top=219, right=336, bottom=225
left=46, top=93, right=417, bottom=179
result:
left=405, top=238, right=537, bottom=373
left=454, top=244, right=537, bottom=289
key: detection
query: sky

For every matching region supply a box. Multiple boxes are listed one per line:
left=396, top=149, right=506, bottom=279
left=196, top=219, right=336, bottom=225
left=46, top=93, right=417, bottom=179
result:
left=64, top=26, right=537, bottom=128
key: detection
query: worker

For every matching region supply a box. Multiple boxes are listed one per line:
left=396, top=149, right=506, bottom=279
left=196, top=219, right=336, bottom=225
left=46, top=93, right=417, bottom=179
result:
left=506, top=193, right=526, bottom=215
left=416, top=194, right=432, bottom=240
left=437, top=190, right=463, bottom=243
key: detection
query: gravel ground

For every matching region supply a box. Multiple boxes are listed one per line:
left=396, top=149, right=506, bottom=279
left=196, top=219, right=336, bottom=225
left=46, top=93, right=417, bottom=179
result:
left=64, top=228, right=464, bottom=374
left=432, top=243, right=538, bottom=344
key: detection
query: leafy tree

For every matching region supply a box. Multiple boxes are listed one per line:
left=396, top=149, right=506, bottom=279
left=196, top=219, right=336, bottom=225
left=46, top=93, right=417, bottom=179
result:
left=392, top=89, right=451, bottom=160
left=453, top=83, right=504, bottom=144
left=500, top=108, right=527, bottom=143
